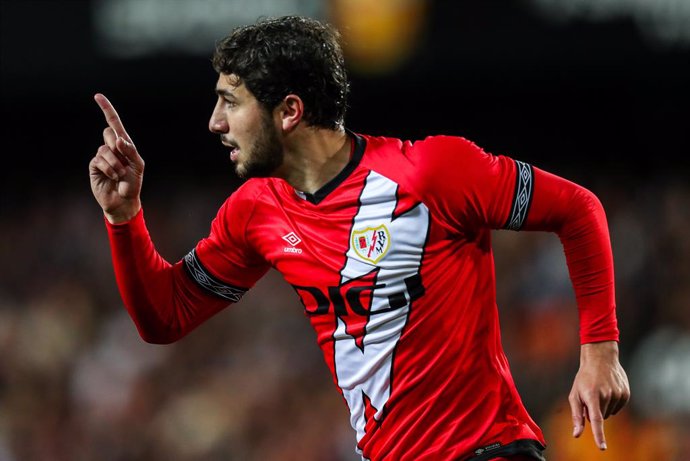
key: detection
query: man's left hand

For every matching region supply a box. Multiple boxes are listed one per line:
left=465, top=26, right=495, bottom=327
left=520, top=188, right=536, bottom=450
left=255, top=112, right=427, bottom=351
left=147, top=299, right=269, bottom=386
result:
left=569, top=340, right=631, bottom=450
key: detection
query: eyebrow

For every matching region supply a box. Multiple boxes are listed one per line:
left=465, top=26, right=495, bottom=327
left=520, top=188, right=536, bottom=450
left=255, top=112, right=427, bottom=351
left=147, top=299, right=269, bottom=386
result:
left=215, top=88, right=237, bottom=99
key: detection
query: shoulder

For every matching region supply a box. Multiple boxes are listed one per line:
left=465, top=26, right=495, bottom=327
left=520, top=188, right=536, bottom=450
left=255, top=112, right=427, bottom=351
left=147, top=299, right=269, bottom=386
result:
left=232, top=178, right=271, bottom=198
left=360, top=132, right=486, bottom=166
left=410, top=135, right=508, bottom=189
left=216, top=178, right=273, bottom=223
left=359, top=132, right=491, bottom=188
left=409, top=135, right=488, bottom=165
left=224, top=178, right=272, bottom=205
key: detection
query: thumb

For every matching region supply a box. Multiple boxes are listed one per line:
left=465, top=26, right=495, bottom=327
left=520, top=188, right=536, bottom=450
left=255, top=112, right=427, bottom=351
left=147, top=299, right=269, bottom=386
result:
left=115, top=136, right=143, bottom=169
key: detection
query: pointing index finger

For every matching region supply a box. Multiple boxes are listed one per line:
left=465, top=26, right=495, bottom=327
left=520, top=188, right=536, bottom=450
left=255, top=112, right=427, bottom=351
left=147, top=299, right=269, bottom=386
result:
left=587, top=401, right=608, bottom=450
left=94, top=93, right=132, bottom=143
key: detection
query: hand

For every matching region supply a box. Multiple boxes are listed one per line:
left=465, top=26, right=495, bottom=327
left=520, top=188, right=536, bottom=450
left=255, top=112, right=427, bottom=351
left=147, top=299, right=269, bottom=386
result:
left=569, top=340, right=630, bottom=450
left=89, top=93, right=145, bottom=223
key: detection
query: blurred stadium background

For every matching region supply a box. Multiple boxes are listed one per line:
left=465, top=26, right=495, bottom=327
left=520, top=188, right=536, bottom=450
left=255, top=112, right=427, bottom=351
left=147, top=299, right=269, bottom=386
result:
left=1, top=0, right=689, bottom=460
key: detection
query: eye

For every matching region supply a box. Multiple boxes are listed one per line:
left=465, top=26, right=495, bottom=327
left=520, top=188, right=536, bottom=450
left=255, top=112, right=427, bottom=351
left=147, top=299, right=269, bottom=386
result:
left=224, top=98, right=237, bottom=108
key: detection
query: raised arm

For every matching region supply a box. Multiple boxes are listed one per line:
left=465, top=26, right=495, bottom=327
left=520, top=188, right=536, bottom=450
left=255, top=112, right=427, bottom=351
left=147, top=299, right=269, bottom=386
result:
left=89, top=94, right=229, bottom=343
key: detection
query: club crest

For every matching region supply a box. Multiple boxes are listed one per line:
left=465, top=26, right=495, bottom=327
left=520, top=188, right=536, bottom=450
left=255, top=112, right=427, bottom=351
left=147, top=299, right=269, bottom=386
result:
left=351, top=224, right=391, bottom=264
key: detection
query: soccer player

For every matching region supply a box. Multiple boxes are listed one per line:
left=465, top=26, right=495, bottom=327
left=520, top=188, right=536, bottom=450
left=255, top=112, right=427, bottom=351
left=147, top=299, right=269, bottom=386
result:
left=89, top=16, right=630, bottom=461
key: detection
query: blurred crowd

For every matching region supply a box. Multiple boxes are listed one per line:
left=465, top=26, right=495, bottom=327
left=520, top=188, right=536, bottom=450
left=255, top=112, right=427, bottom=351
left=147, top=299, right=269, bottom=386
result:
left=0, top=171, right=688, bottom=461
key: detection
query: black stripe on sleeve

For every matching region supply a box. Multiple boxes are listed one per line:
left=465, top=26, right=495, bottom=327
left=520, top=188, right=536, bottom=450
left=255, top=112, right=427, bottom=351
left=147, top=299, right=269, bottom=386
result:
left=503, top=160, right=534, bottom=231
left=183, top=249, right=247, bottom=302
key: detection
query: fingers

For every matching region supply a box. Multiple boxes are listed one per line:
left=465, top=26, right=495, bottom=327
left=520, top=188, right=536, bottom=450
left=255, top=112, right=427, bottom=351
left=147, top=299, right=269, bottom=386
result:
left=115, top=136, right=144, bottom=170
left=602, top=376, right=630, bottom=418
left=103, top=127, right=118, bottom=152
left=603, top=393, right=617, bottom=419
left=102, top=127, right=128, bottom=165
left=569, top=390, right=608, bottom=450
left=91, top=145, right=128, bottom=181
left=94, top=93, right=132, bottom=143
left=611, top=372, right=631, bottom=416
left=586, top=401, right=607, bottom=451
left=569, top=344, right=631, bottom=451
left=610, top=393, right=629, bottom=416
left=95, top=93, right=143, bottom=168
left=568, top=392, right=585, bottom=439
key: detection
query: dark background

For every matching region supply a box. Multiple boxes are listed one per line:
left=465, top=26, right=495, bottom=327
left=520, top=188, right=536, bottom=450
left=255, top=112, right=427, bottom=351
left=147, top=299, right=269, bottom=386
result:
left=1, top=1, right=689, bottom=460
left=2, top=0, right=688, bottom=195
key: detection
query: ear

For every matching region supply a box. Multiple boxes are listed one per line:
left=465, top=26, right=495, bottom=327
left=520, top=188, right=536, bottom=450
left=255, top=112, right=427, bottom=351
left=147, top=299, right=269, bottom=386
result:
left=277, top=94, right=304, bottom=132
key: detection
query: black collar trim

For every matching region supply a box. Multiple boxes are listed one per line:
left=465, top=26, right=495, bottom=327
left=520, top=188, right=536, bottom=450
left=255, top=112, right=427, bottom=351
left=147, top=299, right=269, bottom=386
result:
left=299, top=129, right=366, bottom=205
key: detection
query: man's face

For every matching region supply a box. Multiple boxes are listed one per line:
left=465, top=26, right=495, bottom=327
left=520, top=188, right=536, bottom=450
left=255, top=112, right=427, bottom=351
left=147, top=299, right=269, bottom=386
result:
left=209, top=74, right=283, bottom=178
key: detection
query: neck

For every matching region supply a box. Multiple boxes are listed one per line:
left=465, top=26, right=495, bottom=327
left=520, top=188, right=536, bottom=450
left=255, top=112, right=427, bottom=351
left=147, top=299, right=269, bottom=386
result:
left=276, top=126, right=351, bottom=195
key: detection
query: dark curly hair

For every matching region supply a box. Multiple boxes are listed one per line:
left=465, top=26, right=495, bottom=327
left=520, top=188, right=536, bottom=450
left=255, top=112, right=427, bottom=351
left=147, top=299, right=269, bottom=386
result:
left=212, top=16, right=349, bottom=130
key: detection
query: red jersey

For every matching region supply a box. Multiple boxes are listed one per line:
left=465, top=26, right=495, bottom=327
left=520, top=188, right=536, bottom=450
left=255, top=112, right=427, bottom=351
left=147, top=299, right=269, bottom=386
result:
left=106, top=133, right=619, bottom=461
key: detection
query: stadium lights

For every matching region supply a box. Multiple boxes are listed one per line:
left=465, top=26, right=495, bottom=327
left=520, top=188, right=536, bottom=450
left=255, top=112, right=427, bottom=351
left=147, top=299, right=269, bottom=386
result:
left=92, top=0, right=324, bottom=58
left=529, top=0, right=690, bottom=47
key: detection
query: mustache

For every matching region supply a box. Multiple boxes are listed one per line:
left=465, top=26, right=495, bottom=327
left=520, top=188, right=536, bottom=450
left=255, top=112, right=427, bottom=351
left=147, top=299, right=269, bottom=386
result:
left=221, top=136, right=237, bottom=147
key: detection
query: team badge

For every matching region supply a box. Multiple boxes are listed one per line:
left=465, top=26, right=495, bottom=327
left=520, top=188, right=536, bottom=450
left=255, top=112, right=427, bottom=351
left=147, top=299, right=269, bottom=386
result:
left=351, top=224, right=391, bottom=264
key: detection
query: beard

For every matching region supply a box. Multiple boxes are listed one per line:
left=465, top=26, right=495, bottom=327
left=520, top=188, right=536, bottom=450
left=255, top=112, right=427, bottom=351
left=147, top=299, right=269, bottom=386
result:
left=234, top=113, right=284, bottom=179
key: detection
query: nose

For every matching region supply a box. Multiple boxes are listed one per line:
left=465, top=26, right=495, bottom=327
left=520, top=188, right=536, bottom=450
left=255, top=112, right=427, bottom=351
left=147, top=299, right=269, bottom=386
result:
left=209, top=100, right=228, bottom=134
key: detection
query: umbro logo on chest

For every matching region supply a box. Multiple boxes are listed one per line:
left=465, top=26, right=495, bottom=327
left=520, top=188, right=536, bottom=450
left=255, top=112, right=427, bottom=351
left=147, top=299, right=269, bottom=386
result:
left=282, top=231, right=303, bottom=254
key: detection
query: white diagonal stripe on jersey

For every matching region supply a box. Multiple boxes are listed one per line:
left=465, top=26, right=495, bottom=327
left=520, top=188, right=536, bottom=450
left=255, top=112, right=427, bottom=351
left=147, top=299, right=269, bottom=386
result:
left=335, top=171, right=430, bottom=446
